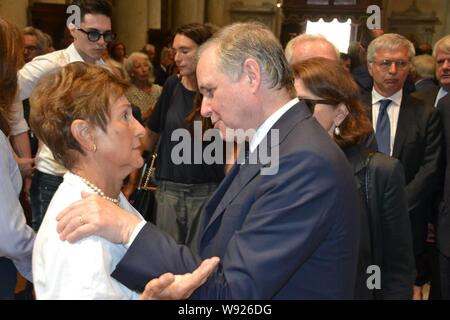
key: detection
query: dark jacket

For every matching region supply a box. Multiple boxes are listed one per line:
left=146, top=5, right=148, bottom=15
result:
left=345, top=144, right=415, bottom=300
left=436, top=93, right=450, bottom=257
left=112, top=102, right=361, bottom=299
left=362, top=92, right=443, bottom=255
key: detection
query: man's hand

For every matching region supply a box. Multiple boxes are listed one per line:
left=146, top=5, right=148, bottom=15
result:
left=56, top=191, right=142, bottom=244
left=140, top=257, right=220, bottom=300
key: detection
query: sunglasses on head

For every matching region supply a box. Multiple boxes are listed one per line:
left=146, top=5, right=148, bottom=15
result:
left=77, top=28, right=116, bottom=43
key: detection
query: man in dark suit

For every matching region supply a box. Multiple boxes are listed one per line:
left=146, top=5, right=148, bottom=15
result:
left=409, top=36, right=450, bottom=300
left=363, top=33, right=443, bottom=299
left=428, top=35, right=450, bottom=299
left=56, top=22, right=361, bottom=300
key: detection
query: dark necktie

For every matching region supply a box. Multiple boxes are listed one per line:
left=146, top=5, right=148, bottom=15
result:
left=376, top=99, right=392, bottom=155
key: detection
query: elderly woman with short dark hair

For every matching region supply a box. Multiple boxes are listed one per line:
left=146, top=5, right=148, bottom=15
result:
left=30, top=62, right=146, bottom=299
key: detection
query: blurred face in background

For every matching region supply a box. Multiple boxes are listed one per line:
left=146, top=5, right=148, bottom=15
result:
left=23, top=34, right=40, bottom=62
left=435, top=49, right=450, bottom=90
left=131, top=56, right=150, bottom=83
left=173, top=34, right=198, bottom=78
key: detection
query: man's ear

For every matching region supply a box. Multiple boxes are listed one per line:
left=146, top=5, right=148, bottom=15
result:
left=367, top=62, right=374, bottom=77
left=71, top=119, right=95, bottom=152
left=242, top=58, right=262, bottom=93
left=334, top=103, right=350, bottom=127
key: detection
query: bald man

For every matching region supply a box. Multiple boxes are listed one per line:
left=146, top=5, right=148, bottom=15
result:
left=285, top=34, right=339, bottom=64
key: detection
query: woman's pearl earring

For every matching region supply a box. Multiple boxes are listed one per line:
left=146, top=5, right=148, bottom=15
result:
left=334, top=127, right=341, bottom=136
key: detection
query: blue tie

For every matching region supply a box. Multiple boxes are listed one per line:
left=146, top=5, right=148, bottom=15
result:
left=376, top=99, right=392, bottom=155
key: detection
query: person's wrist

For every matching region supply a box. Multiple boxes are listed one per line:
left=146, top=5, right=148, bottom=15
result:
left=121, top=214, right=141, bottom=244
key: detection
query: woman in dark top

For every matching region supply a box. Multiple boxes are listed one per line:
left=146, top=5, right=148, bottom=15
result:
left=145, top=23, right=224, bottom=255
left=293, top=57, right=416, bottom=299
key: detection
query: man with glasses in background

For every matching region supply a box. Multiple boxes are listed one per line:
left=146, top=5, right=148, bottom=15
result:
left=361, top=33, right=443, bottom=299
left=17, top=0, right=115, bottom=232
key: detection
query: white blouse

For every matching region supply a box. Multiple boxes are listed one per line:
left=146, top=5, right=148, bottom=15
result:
left=33, top=172, right=143, bottom=300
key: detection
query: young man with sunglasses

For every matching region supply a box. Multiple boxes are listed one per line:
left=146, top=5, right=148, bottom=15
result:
left=16, top=0, right=115, bottom=232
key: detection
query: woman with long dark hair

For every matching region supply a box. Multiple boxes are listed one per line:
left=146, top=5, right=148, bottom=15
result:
left=145, top=23, right=224, bottom=255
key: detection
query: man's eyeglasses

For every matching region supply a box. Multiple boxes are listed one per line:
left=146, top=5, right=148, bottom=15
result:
left=372, top=59, right=409, bottom=71
left=301, top=98, right=339, bottom=113
left=77, top=28, right=116, bottom=43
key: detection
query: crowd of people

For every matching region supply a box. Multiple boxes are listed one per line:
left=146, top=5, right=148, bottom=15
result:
left=2, top=0, right=450, bottom=300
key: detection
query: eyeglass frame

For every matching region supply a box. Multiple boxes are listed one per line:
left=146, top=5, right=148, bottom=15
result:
left=370, top=59, right=409, bottom=71
left=77, top=28, right=116, bottom=43
left=301, top=98, right=340, bottom=113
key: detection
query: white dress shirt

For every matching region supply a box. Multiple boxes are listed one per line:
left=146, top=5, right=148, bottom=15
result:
left=33, top=172, right=143, bottom=300
left=9, top=99, right=29, bottom=136
left=371, top=89, right=403, bottom=157
left=17, top=44, right=104, bottom=176
left=249, top=98, right=299, bottom=153
left=434, top=87, right=448, bottom=107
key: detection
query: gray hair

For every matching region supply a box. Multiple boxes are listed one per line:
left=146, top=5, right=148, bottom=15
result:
left=23, top=26, right=48, bottom=53
left=433, top=35, right=450, bottom=57
left=125, top=52, right=155, bottom=84
left=411, top=55, right=436, bottom=79
left=367, top=33, right=415, bottom=63
left=285, top=33, right=340, bottom=64
left=198, top=22, right=295, bottom=93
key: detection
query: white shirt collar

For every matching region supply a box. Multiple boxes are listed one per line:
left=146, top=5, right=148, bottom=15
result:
left=435, top=87, right=448, bottom=107
left=66, top=43, right=104, bottom=65
left=249, top=98, right=299, bottom=153
left=372, top=88, right=403, bottom=106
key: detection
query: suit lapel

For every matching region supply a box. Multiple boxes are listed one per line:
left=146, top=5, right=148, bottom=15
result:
left=361, top=93, right=373, bottom=122
left=200, top=101, right=311, bottom=241
left=393, top=94, right=415, bottom=158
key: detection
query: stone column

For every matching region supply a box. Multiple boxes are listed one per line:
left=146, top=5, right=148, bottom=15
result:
left=205, top=0, right=226, bottom=26
left=171, top=0, right=205, bottom=30
left=0, top=0, right=29, bottom=29
left=147, top=0, right=161, bottom=29
left=114, top=0, right=162, bottom=53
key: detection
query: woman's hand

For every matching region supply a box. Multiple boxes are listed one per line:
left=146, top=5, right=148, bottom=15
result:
left=140, top=257, right=220, bottom=300
left=56, top=191, right=142, bottom=244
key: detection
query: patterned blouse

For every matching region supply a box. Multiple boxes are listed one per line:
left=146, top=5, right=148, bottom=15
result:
left=126, top=84, right=163, bottom=114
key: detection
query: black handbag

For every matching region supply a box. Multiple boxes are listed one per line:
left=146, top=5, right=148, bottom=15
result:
left=130, top=149, right=159, bottom=223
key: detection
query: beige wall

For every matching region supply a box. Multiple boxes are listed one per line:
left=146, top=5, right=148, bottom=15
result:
left=172, top=0, right=205, bottom=29
left=1, top=0, right=449, bottom=50
left=114, top=0, right=161, bottom=54
left=386, top=0, right=449, bottom=45
left=0, top=0, right=28, bottom=28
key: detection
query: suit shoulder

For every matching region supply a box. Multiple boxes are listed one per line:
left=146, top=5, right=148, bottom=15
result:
left=404, top=94, right=440, bottom=118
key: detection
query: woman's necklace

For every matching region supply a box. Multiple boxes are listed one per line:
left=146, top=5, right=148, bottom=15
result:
left=74, top=174, right=120, bottom=206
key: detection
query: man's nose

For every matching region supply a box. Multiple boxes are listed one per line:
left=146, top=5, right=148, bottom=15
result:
left=97, top=36, right=107, bottom=46
left=200, top=99, right=212, bottom=118
left=388, top=62, right=397, bottom=74
left=443, top=59, right=450, bottom=69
